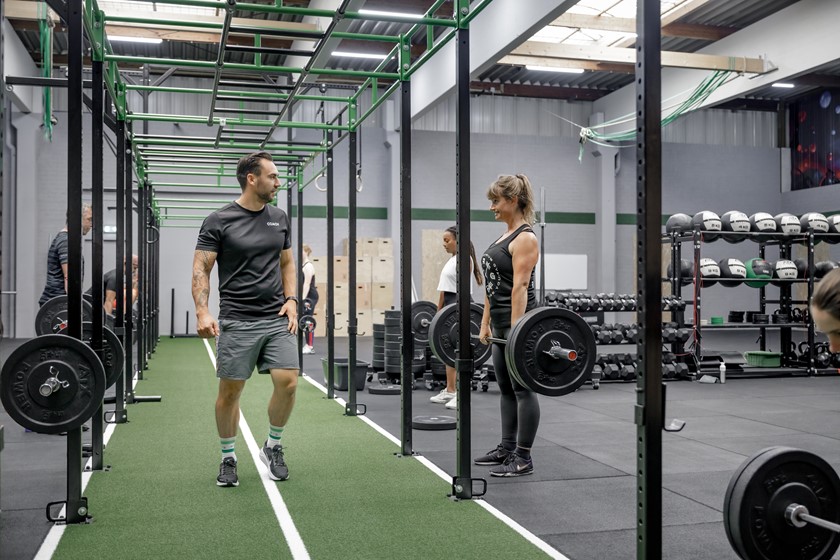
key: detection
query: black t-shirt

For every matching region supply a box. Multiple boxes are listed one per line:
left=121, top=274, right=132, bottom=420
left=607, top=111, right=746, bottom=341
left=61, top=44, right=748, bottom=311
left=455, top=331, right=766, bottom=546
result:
left=39, top=231, right=69, bottom=306
left=196, top=202, right=292, bottom=321
left=481, top=224, right=537, bottom=329
left=85, top=269, right=118, bottom=302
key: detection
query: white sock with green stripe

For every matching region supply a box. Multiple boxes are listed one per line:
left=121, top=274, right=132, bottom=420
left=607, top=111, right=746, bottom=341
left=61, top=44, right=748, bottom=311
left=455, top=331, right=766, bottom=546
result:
left=267, top=424, right=284, bottom=449
left=220, top=437, right=237, bottom=461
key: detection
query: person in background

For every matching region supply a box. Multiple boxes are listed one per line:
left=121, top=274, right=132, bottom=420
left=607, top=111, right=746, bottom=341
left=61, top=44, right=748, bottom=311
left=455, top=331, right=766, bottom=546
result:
left=301, top=244, right=319, bottom=354
left=86, top=254, right=139, bottom=316
left=476, top=174, right=540, bottom=477
left=39, top=204, right=93, bottom=306
left=430, top=225, right=483, bottom=410
left=192, top=151, right=299, bottom=488
left=811, top=268, right=840, bottom=352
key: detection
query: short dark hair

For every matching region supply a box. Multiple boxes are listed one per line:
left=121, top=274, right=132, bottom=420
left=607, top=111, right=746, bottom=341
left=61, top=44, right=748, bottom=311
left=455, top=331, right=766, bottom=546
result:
left=236, top=151, right=273, bottom=190
left=813, top=268, right=840, bottom=321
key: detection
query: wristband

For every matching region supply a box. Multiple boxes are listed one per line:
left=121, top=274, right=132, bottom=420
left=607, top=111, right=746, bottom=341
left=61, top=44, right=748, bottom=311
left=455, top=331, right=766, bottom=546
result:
left=285, top=296, right=299, bottom=304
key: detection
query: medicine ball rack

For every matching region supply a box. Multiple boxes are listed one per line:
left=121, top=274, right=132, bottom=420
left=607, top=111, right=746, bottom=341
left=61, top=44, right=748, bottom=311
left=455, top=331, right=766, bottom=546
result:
left=663, top=227, right=840, bottom=378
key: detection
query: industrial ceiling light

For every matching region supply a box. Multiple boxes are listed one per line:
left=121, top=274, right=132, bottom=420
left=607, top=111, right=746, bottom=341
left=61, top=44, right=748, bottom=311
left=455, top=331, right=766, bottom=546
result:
left=109, top=35, right=163, bottom=44
left=332, top=51, right=390, bottom=60
left=525, top=65, right=585, bottom=74
left=771, top=82, right=795, bottom=88
left=358, top=9, right=424, bottom=19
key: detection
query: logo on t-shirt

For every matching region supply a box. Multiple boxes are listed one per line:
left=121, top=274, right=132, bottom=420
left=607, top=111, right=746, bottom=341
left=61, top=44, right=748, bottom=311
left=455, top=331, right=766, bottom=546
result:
left=482, top=254, right=500, bottom=298
left=266, top=222, right=281, bottom=227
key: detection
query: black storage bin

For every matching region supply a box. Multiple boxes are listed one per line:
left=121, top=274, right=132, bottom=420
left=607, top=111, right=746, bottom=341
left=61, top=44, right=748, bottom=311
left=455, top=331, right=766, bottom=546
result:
left=321, top=358, right=369, bottom=391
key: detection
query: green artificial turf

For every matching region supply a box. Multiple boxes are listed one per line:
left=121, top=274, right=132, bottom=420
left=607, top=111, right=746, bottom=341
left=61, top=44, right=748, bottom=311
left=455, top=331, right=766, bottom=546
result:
left=53, top=338, right=551, bottom=560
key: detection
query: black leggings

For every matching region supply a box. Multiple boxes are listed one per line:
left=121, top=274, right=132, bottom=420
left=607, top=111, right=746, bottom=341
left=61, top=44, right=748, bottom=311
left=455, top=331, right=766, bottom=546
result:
left=491, top=326, right=540, bottom=449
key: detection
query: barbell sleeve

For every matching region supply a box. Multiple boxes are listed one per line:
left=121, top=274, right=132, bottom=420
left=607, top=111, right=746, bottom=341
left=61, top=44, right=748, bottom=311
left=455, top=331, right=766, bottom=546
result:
left=544, top=347, right=578, bottom=361
left=786, top=504, right=840, bottom=533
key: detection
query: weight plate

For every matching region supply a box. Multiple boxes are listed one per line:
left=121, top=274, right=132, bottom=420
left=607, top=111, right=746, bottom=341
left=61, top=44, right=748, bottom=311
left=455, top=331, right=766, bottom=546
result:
left=505, top=307, right=597, bottom=397
left=411, top=301, right=438, bottom=346
left=412, top=415, right=456, bottom=431
left=299, top=315, right=317, bottom=334
left=428, top=303, right=491, bottom=369
left=35, top=296, right=94, bottom=336
left=724, top=446, right=840, bottom=560
left=368, top=384, right=401, bottom=395
left=58, top=322, right=125, bottom=389
left=0, top=335, right=107, bottom=434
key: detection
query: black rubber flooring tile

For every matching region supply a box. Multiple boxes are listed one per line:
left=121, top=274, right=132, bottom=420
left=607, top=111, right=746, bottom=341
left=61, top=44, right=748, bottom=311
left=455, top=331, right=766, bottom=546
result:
left=528, top=402, right=618, bottom=424
left=679, top=396, right=806, bottom=416
left=546, top=522, right=741, bottom=560
left=709, top=376, right=840, bottom=397
left=708, top=409, right=840, bottom=438
left=662, top=470, right=736, bottom=510
left=539, top=420, right=635, bottom=448
left=759, top=393, right=840, bottom=411
left=483, top=477, right=719, bottom=536
left=698, top=432, right=840, bottom=463
left=664, top=414, right=802, bottom=441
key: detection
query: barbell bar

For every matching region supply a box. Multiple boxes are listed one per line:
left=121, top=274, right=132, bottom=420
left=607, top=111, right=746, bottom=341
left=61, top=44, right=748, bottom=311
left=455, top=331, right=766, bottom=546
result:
left=473, top=334, right=578, bottom=362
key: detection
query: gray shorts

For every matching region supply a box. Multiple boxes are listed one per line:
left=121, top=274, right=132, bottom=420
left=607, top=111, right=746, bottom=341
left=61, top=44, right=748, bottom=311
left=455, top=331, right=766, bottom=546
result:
left=216, top=316, right=299, bottom=380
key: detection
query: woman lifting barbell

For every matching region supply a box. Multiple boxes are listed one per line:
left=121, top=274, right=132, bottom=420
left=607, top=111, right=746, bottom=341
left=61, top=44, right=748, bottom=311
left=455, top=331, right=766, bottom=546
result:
left=475, top=174, right=541, bottom=477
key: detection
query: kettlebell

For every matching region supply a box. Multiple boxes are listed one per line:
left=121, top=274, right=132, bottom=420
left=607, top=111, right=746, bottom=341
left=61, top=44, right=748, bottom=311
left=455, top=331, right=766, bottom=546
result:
left=815, top=342, right=832, bottom=369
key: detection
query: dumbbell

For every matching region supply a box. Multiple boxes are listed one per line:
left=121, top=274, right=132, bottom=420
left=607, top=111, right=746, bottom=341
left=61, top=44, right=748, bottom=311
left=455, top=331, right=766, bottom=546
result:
left=674, top=363, right=690, bottom=376
left=677, top=328, right=692, bottom=343
left=596, top=354, right=620, bottom=379
left=616, top=353, right=636, bottom=366
left=619, top=363, right=637, bottom=380
left=662, top=362, right=677, bottom=379
left=621, top=324, right=639, bottom=343
left=662, top=323, right=679, bottom=342
left=662, top=352, right=676, bottom=364
left=595, top=326, right=611, bottom=344
left=609, top=328, right=625, bottom=344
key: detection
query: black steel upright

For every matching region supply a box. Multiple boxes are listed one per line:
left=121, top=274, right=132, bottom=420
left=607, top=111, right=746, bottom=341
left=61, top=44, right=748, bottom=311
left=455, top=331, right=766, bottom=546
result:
left=137, top=181, right=146, bottom=378
left=124, top=135, right=135, bottom=402
left=326, top=130, right=336, bottom=399
left=89, top=59, right=106, bottom=470
left=113, top=118, right=128, bottom=423
left=347, top=128, right=361, bottom=415
left=64, top=0, right=88, bottom=524
left=636, top=0, right=664, bottom=557
left=295, top=167, right=304, bottom=372
left=399, top=80, right=413, bottom=454
left=453, top=20, right=475, bottom=499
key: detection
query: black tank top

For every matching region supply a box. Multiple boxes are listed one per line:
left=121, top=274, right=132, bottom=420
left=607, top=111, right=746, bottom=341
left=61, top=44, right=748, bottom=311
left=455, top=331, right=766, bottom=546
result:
left=481, top=224, right=537, bottom=329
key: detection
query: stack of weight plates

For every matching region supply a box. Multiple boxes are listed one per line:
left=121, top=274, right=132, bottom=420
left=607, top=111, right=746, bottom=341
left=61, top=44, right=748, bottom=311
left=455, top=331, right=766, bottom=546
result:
left=371, top=323, right=385, bottom=370
left=384, top=310, right=401, bottom=380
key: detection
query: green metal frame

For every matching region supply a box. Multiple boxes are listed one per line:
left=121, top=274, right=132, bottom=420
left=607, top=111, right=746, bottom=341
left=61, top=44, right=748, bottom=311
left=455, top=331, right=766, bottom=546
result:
left=80, top=0, right=494, bottom=220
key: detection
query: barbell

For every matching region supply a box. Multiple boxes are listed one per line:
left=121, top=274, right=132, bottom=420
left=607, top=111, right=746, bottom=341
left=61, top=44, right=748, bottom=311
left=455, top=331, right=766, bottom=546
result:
left=35, top=295, right=94, bottom=336
left=429, top=304, right=597, bottom=396
left=724, top=446, right=840, bottom=560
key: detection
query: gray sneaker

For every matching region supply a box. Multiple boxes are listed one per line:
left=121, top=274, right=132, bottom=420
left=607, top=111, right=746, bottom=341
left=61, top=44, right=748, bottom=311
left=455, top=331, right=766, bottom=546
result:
left=217, top=457, right=239, bottom=487
left=262, top=441, right=289, bottom=481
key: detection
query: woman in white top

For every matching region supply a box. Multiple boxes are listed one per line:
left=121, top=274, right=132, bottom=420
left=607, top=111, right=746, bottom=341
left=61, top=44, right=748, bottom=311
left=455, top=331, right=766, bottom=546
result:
left=301, top=244, right=319, bottom=354
left=431, top=225, right=484, bottom=408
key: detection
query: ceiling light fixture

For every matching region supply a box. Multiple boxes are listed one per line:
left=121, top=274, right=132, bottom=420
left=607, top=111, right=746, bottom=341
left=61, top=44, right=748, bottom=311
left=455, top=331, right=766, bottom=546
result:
left=358, top=9, right=424, bottom=19
left=109, top=35, right=163, bottom=44
left=332, top=51, right=390, bottom=60
left=771, top=82, right=795, bottom=89
left=525, top=65, right=585, bottom=74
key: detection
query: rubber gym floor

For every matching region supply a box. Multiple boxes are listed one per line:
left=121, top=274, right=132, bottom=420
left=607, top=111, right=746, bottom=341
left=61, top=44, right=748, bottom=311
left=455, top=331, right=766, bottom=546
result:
left=3, top=332, right=840, bottom=560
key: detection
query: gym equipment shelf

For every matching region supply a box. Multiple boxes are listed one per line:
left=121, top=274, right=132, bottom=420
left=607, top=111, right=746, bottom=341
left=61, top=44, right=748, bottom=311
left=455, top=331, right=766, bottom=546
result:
left=663, top=227, right=824, bottom=378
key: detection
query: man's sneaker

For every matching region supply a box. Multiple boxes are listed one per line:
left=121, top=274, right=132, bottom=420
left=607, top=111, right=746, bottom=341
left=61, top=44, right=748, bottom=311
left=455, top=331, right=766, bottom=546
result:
left=445, top=396, right=457, bottom=410
left=217, top=457, right=239, bottom=487
left=302, top=345, right=315, bottom=355
left=474, top=444, right=513, bottom=466
left=489, top=453, right=534, bottom=477
left=262, top=441, right=289, bottom=481
left=430, top=389, right=456, bottom=404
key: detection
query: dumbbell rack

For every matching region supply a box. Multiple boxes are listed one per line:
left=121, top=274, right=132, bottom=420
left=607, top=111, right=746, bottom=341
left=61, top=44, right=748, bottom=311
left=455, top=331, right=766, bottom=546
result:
left=663, top=228, right=826, bottom=378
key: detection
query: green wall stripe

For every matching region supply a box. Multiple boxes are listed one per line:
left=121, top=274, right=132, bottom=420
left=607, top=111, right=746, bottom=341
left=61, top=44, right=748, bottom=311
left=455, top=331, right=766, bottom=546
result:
left=291, top=206, right=388, bottom=219
left=616, top=213, right=670, bottom=226
left=411, top=208, right=597, bottom=224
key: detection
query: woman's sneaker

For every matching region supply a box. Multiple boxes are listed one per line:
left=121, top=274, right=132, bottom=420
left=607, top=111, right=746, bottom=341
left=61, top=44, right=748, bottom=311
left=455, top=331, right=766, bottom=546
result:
left=302, top=345, right=315, bottom=355
left=474, top=444, right=512, bottom=466
left=489, top=452, right=534, bottom=477
left=430, top=389, right=456, bottom=404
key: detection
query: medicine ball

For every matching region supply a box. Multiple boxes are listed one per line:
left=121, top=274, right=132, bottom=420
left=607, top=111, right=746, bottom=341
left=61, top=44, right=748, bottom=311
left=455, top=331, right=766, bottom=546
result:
left=815, top=260, right=839, bottom=279
left=749, top=212, right=777, bottom=241
left=667, top=259, right=694, bottom=286
left=665, top=213, right=692, bottom=235
left=771, top=259, right=798, bottom=286
left=720, top=211, right=750, bottom=243
left=825, top=214, right=840, bottom=244
left=744, top=258, right=772, bottom=288
left=774, top=213, right=801, bottom=235
left=800, top=212, right=830, bottom=234
left=793, top=259, right=809, bottom=279
left=718, top=258, right=747, bottom=287
left=698, top=258, right=720, bottom=287
left=692, top=211, right=722, bottom=241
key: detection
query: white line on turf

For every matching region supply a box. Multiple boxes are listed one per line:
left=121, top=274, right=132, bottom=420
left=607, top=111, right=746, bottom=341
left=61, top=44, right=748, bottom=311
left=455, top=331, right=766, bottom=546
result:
left=299, top=373, right=570, bottom=560
left=202, top=339, right=310, bottom=560
left=35, top=373, right=139, bottom=560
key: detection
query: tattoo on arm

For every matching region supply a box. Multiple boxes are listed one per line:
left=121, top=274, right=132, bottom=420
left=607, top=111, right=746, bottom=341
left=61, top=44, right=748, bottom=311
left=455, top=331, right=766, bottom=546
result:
left=192, top=250, right=216, bottom=310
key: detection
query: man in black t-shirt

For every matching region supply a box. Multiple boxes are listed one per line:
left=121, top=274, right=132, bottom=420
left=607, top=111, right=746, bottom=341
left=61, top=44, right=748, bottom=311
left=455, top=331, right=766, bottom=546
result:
left=39, top=205, right=93, bottom=306
left=193, top=151, right=299, bottom=488
left=86, top=254, right=139, bottom=315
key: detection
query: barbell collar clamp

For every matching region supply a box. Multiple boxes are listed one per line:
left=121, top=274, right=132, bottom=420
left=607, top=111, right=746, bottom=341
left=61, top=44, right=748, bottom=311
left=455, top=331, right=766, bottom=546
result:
left=544, top=346, right=577, bottom=361
left=785, top=503, right=840, bottom=533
